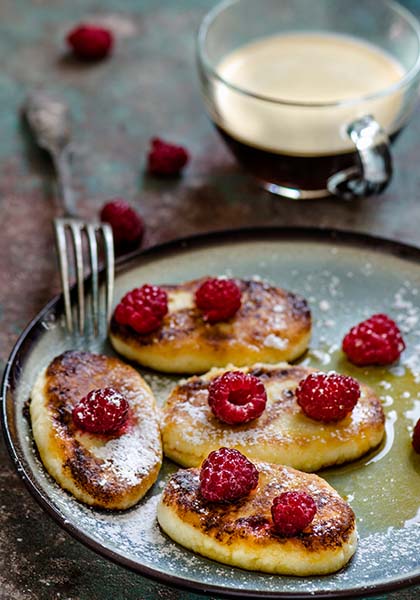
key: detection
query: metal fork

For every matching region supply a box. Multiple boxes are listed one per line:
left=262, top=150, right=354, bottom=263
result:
left=24, top=91, right=114, bottom=335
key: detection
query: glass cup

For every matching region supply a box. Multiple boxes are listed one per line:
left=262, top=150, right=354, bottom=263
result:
left=197, top=0, right=420, bottom=200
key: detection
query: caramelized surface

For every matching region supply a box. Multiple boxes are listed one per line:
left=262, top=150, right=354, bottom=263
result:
left=110, top=278, right=311, bottom=373
left=30, top=351, right=162, bottom=509
left=158, top=462, right=357, bottom=575
left=162, top=363, right=385, bottom=470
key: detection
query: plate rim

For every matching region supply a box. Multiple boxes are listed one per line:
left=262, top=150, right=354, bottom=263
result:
left=2, top=225, right=420, bottom=599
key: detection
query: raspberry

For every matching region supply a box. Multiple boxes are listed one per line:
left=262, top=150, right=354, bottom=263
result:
left=72, top=387, right=129, bottom=434
left=296, top=372, right=360, bottom=422
left=208, top=371, right=267, bottom=425
left=114, top=284, right=168, bottom=334
left=195, top=278, right=241, bottom=323
left=67, top=24, right=113, bottom=61
left=147, top=137, right=189, bottom=176
left=199, top=447, right=259, bottom=502
left=342, top=313, right=405, bottom=366
left=100, top=199, right=144, bottom=253
left=271, top=491, right=317, bottom=537
left=412, top=419, right=420, bottom=454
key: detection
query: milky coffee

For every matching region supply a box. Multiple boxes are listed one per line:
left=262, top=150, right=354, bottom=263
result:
left=213, top=33, right=405, bottom=190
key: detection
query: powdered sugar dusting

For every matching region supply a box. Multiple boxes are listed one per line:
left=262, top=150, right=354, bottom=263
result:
left=392, top=283, right=420, bottom=383
left=263, top=334, right=288, bottom=350
left=319, top=300, right=331, bottom=312
left=304, top=348, right=331, bottom=366
left=93, top=426, right=160, bottom=486
left=273, top=304, right=285, bottom=313
left=75, top=386, right=161, bottom=487
left=13, top=237, right=420, bottom=595
left=393, top=288, right=420, bottom=334
left=39, top=469, right=420, bottom=594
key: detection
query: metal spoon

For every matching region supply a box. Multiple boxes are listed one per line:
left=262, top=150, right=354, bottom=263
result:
left=23, top=91, right=77, bottom=217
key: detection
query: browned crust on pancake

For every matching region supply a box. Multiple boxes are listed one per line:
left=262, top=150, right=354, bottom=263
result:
left=109, top=278, right=311, bottom=373
left=161, top=463, right=356, bottom=553
left=161, top=364, right=385, bottom=470
left=34, top=350, right=162, bottom=509
left=173, top=364, right=384, bottom=431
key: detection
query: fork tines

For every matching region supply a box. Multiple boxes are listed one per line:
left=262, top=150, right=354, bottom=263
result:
left=54, top=218, right=114, bottom=335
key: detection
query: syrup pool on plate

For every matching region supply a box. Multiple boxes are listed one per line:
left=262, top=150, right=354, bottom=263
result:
left=301, top=346, right=420, bottom=534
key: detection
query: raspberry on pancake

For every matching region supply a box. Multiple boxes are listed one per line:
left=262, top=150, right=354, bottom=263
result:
left=30, top=351, right=162, bottom=510
left=109, top=277, right=311, bottom=373
left=157, top=461, right=358, bottom=575
left=161, top=363, right=385, bottom=471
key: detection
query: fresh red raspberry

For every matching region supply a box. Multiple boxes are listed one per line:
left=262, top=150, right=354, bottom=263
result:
left=147, top=137, right=189, bottom=176
left=296, top=372, right=360, bottom=422
left=100, top=199, right=144, bottom=253
left=412, top=419, right=420, bottom=454
left=72, top=387, right=129, bottom=434
left=208, top=371, right=267, bottom=425
left=342, top=313, right=405, bottom=366
left=67, top=24, right=113, bottom=61
left=199, top=447, right=259, bottom=502
left=114, top=284, right=168, bottom=334
left=195, top=278, right=241, bottom=323
left=271, top=491, right=317, bottom=537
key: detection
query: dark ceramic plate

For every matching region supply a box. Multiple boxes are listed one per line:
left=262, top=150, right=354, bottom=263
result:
left=3, top=228, right=420, bottom=599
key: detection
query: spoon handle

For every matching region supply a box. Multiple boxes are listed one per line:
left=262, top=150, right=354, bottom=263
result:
left=24, top=91, right=77, bottom=217
left=52, top=147, right=77, bottom=218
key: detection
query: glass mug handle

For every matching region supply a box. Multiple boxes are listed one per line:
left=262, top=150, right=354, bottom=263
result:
left=327, top=115, right=392, bottom=199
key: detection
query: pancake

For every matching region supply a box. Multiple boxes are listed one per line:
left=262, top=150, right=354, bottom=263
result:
left=157, top=461, right=358, bottom=575
left=109, top=278, right=311, bottom=373
left=30, top=350, right=162, bottom=510
left=161, top=363, right=385, bottom=470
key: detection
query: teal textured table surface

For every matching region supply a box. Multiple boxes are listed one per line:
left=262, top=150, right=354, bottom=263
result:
left=2, top=0, right=420, bottom=598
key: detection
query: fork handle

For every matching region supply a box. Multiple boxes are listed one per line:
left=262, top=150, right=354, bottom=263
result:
left=53, top=147, right=77, bottom=218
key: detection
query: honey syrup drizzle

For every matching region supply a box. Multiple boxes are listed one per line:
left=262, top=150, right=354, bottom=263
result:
left=300, top=346, right=420, bottom=533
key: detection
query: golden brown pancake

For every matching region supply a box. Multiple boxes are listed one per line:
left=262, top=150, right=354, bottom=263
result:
left=157, top=461, right=358, bottom=575
left=161, top=363, right=385, bottom=470
left=109, top=278, right=311, bottom=373
left=30, top=350, right=162, bottom=510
